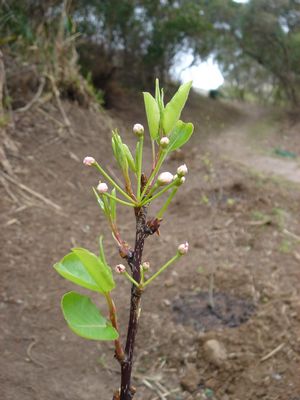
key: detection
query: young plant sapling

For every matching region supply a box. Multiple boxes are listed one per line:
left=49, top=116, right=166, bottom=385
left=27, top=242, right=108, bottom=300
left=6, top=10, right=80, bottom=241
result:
left=54, top=79, right=194, bottom=400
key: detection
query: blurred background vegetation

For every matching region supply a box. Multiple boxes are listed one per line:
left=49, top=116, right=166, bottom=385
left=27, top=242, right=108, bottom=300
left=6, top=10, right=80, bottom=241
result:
left=0, top=0, right=300, bottom=108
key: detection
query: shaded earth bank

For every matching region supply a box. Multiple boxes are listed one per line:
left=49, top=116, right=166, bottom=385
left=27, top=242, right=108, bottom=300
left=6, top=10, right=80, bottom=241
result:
left=1, top=93, right=300, bottom=400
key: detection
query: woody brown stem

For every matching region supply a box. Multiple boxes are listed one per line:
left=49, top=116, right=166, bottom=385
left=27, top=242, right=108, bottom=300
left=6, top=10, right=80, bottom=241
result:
left=119, top=205, right=148, bottom=400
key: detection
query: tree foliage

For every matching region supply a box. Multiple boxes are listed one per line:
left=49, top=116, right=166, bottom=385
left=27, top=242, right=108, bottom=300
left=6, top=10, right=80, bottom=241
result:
left=1, top=0, right=300, bottom=105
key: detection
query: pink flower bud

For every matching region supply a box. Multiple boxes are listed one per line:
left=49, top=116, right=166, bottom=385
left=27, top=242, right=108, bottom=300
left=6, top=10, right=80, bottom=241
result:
left=157, top=172, right=174, bottom=186
left=177, top=164, right=188, bottom=176
left=133, top=123, right=144, bottom=136
left=97, top=182, right=108, bottom=194
left=160, top=136, right=170, bottom=148
left=115, top=264, right=126, bottom=274
left=83, top=156, right=95, bottom=166
left=141, top=261, right=150, bottom=270
left=178, top=241, right=189, bottom=255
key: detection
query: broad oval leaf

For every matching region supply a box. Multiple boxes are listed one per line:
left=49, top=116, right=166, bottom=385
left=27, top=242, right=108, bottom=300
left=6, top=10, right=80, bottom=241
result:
left=143, top=92, right=160, bottom=140
left=61, top=292, right=118, bottom=341
left=162, top=81, right=192, bottom=135
left=54, top=252, right=99, bottom=292
left=72, top=248, right=115, bottom=293
left=167, top=120, right=194, bottom=153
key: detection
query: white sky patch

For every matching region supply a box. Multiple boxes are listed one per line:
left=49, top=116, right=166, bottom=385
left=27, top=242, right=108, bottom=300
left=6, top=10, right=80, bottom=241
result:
left=172, top=53, right=224, bottom=91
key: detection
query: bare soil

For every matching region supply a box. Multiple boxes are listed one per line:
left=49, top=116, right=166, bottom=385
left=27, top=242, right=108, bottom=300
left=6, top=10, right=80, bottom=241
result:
left=1, top=93, right=300, bottom=400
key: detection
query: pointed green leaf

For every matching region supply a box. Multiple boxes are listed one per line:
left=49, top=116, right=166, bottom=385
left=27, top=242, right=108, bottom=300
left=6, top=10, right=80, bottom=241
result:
left=99, top=236, right=107, bottom=265
left=167, top=120, right=194, bottom=152
left=112, top=132, right=128, bottom=173
left=155, top=78, right=160, bottom=104
left=61, top=292, right=118, bottom=341
left=54, top=253, right=99, bottom=292
left=72, top=248, right=115, bottom=293
left=162, top=81, right=192, bottom=135
left=93, top=187, right=106, bottom=213
left=123, top=144, right=136, bottom=172
left=143, top=92, right=160, bottom=140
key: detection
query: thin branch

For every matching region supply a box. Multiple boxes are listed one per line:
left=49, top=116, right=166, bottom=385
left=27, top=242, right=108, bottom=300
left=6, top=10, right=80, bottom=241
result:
left=15, top=76, right=46, bottom=113
left=0, top=171, right=61, bottom=211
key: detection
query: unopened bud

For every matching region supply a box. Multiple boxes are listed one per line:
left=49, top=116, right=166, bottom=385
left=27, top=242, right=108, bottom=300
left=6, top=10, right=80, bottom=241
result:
left=115, top=264, right=126, bottom=274
left=160, top=136, right=170, bottom=148
left=141, top=261, right=150, bottom=271
left=157, top=172, right=174, bottom=186
left=83, top=156, right=95, bottom=166
left=178, top=241, right=189, bottom=255
left=133, top=123, right=144, bottom=137
left=97, top=182, right=108, bottom=194
left=174, top=174, right=185, bottom=186
left=177, top=164, right=188, bottom=177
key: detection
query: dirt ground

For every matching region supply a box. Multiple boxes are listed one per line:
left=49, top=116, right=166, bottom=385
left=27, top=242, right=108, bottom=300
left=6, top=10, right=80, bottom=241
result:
left=1, top=92, right=300, bottom=400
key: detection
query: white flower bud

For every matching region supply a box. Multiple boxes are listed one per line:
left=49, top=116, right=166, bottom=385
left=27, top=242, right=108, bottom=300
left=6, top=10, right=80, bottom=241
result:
left=178, top=241, right=189, bottom=255
left=115, top=264, right=126, bottom=274
left=83, top=156, right=95, bottom=166
left=160, top=136, right=170, bottom=148
left=97, top=182, right=108, bottom=194
left=157, top=172, right=174, bottom=186
left=141, top=261, right=150, bottom=271
left=177, top=164, right=188, bottom=177
left=179, top=176, right=186, bottom=185
left=133, top=123, right=144, bottom=136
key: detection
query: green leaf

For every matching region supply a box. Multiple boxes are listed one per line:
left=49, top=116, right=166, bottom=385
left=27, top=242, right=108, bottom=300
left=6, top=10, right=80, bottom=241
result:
left=110, top=188, right=116, bottom=222
left=72, top=248, right=115, bottom=293
left=99, top=236, right=107, bottom=265
left=54, top=253, right=99, bottom=292
left=167, top=120, right=194, bottom=152
left=143, top=92, right=160, bottom=140
left=93, top=187, right=105, bottom=213
left=61, top=292, right=118, bottom=341
left=123, top=144, right=136, bottom=172
left=155, top=78, right=161, bottom=104
left=162, top=81, right=192, bottom=135
left=112, top=132, right=128, bottom=173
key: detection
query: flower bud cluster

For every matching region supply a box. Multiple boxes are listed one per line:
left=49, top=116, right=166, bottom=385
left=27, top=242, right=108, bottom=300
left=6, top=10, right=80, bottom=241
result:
left=157, top=172, right=173, bottom=186
left=141, top=261, right=150, bottom=271
left=83, top=156, right=95, bottom=166
left=177, top=164, right=188, bottom=177
left=178, top=242, right=189, bottom=255
left=115, top=264, right=126, bottom=274
left=97, top=181, right=108, bottom=194
left=160, top=137, right=170, bottom=148
left=133, top=123, right=144, bottom=137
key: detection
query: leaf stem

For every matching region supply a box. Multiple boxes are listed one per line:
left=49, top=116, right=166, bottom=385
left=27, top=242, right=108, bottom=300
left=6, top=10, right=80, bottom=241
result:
left=140, top=179, right=177, bottom=206
left=143, top=254, right=180, bottom=287
left=156, top=187, right=178, bottom=219
left=104, top=192, right=136, bottom=207
left=140, top=150, right=166, bottom=199
left=124, top=271, right=140, bottom=288
left=136, top=136, right=144, bottom=201
left=94, top=162, right=136, bottom=203
left=151, top=139, right=156, bottom=170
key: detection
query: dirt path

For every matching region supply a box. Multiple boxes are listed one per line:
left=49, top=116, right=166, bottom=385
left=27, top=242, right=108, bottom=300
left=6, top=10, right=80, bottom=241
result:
left=212, top=103, right=300, bottom=184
